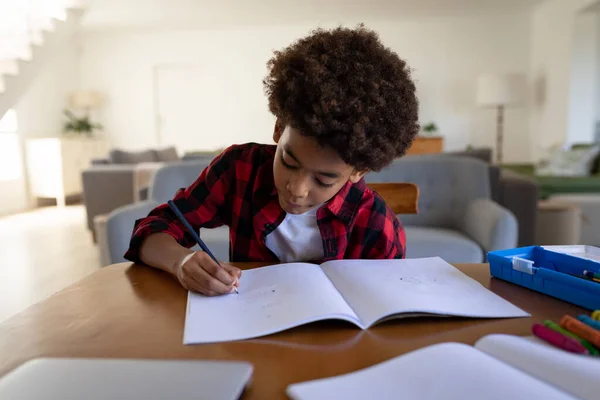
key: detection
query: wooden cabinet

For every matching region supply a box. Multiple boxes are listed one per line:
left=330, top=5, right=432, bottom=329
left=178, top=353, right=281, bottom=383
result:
left=25, top=137, right=109, bottom=206
left=405, top=136, right=444, bottom=155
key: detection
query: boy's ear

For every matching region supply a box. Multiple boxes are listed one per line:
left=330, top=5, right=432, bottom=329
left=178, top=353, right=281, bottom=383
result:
left=273, top=120, right=284, bottom=143
left=349, top=169, right=367, bottom=183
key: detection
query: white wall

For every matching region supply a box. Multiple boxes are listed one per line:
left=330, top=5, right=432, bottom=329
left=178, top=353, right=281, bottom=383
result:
left=567, top=12, right=599, bottom=145
left=15, top=43, right=81, bottom=139
left=529, top=0, right=599, bottom=160
left=80, top=14, right=532, bottom=162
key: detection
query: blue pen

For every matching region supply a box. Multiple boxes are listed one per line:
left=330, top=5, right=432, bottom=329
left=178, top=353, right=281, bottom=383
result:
left=167, top=200, right=238, bottom=293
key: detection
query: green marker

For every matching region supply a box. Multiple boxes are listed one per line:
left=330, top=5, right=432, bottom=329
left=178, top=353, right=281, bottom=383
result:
left=543, top=320, right=600, bottom=356
left=583, top=270, right=600, bottom=280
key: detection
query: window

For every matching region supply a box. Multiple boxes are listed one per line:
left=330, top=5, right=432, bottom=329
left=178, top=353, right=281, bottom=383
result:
left=0, top=109, right=23, bottom=181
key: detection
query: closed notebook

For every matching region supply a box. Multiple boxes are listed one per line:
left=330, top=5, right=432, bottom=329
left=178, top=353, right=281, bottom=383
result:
left=184, top=257, right=529, bottom=344
left=0, top=358, right=253, bottom=400
left=286, top=334, right=600, bottom=400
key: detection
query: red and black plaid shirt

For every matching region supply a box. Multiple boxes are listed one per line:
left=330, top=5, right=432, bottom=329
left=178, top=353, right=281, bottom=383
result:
left=124, top=143, right=405, bottom=263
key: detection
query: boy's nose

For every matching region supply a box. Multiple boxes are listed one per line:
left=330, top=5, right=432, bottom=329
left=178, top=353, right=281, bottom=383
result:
left=287, top=177, right=309, bottom=199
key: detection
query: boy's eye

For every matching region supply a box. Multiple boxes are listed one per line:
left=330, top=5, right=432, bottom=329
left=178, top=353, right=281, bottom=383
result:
left=281, top=154, right=335, bottom=188
left=281, top=156, right=298, bottom=170
left=315, top=179, right=335, bottom=188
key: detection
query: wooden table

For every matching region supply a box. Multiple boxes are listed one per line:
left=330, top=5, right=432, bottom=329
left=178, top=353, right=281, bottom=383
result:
left=0, top=263, right=587, bottom=399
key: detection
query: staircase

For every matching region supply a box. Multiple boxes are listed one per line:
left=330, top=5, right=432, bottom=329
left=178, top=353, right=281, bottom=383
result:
left=0, top=0, right=84, bottom=119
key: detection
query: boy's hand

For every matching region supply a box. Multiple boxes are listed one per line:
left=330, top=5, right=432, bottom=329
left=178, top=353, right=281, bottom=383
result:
left=175, top=251, right=242, bottom=296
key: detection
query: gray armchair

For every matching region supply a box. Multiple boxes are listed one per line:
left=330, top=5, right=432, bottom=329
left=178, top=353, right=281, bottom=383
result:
left=442, top=147, right=539, bottom=246
left=365, top=155, right=517, bottom=262
left=104, top=159, right=230, bottom=265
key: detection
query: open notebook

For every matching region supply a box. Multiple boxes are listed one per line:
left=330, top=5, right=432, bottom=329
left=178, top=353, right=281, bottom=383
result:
left=287, top=334, right=600, bottom=400
left=184, top=257, right=529, bottom=344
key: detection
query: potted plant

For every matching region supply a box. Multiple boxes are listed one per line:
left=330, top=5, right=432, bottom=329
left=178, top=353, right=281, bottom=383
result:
left=422, top=122, right=438, bottom=137
left=62, top=109, right=103, bottom=136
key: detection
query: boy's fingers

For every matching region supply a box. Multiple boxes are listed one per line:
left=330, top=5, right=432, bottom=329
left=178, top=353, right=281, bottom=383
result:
left=222, top=263, right=242, bottom=278
left=184, top=279, right=218, bottom=296
left=185, top=271, right=225, bottom=296
left=187, top=261, right=233, bottom=294
left=195, top=253, right=235, bottom=285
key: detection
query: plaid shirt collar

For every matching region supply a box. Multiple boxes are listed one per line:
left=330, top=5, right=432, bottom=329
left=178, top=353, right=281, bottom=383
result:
left=253, top=169, right=367, bottom=246
left=258, top=172, right=366, bottom=220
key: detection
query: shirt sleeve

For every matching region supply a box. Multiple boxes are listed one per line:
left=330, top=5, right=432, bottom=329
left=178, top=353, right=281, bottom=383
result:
left=123, top=145, right=238, bottom=264
left=359, top=198, right=406, bottom=260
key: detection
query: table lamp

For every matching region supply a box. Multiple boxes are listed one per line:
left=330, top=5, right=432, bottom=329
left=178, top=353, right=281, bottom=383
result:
left=68, top=90, right=104, bottom=116
left=476, top=73, right=525, bottom=164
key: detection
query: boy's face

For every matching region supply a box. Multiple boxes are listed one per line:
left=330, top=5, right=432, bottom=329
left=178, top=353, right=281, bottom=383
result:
left=273, top=124, right=365, bottom=215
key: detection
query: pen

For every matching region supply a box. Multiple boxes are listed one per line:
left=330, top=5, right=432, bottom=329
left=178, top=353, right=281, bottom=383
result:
left=167, top=200, right=238, bottom=294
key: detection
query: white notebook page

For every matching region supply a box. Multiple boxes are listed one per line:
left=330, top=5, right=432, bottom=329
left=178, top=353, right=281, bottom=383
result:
left=320, top=257, right=529, bottom=327
left=476, top=334, right=600, bottom=400
left=286, top=342, right=577, bottom=400
left=183, top=263, right=358, bottom=344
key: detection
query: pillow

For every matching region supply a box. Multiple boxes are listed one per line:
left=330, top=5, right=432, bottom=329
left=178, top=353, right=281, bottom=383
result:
left=154, top=146, right=179, bottom=162
left=109, top=149, right=157, bottom=164
left=535, top=144, right=600, bottom=176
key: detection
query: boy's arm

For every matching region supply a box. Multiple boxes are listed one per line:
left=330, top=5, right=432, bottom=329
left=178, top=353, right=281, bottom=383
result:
left=138, top=233, right=194, bottom=276
left=124, top=145, right=239, bottom=268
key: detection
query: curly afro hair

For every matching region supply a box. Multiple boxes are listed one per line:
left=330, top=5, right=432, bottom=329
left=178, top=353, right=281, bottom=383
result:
left=263, top=24, right=419, bottom=171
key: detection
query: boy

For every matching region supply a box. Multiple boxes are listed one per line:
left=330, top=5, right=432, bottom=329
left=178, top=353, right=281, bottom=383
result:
left=124, top=25, right=419, bottom=296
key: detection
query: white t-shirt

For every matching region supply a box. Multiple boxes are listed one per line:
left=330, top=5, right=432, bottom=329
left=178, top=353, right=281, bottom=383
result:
left=264, top=207, right=324, bottom=262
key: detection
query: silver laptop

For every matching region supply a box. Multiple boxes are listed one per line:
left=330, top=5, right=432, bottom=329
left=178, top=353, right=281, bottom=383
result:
left=0, top=358, right=253, bottom=399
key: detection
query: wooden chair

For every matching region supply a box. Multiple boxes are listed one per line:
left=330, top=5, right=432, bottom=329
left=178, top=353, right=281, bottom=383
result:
left=367, top=183, right=419, bottom=214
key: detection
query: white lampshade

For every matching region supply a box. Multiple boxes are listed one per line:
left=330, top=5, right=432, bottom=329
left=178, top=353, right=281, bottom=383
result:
left=476, top=73, right=525, bottom=107
left=68, top=90, right=104, bottom=110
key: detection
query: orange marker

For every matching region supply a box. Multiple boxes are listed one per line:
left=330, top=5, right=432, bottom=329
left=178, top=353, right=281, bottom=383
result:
left=560, top=315, right=600, bottom=348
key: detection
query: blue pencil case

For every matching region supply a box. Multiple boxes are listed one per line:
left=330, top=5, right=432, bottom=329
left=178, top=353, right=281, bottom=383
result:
left=487, top=245, right=600, bottom=310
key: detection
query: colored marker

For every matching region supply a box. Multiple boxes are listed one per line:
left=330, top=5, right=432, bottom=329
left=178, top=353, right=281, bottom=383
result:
left=532, top=323, right=589, bottom=354
left=560, top=315, right=600, bottom=348
left=583, top=270, right=600, bottom=280
left=593, top=310, right=600, bottom=321
left=577, top=314, right=600, bottom=332
left=543, top=320, right=599, bottom=355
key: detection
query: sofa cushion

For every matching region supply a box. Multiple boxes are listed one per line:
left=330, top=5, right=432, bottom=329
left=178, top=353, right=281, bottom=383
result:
left=404, top=226, right=483, bottom=263
left=109, top=149, right=157, bottom=164
left=154, top=146, right=179, bottom=162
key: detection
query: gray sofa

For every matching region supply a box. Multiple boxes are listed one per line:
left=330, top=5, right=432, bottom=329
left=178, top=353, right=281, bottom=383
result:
left=103, top=155, right=518, bottom=265
left=82, top=146, right=216, bottom=240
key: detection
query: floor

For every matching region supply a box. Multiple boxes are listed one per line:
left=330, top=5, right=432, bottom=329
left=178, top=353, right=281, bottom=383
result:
left=0, top=205, right=101, bottom=322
